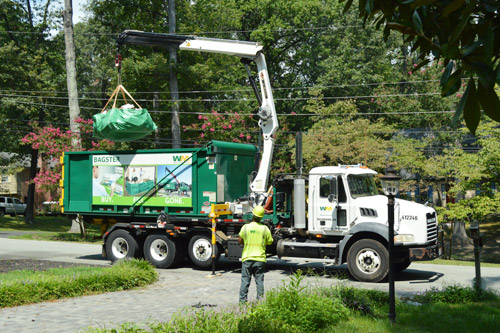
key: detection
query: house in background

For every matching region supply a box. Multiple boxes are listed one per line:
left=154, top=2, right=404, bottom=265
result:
left=0, top=153, right=51, bottom=209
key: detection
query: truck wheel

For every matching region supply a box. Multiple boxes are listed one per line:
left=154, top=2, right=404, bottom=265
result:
left=347, top=239, right=389, bottom=282
left=0, top=209, right=5, bottom=218
left=172, top=239, right=187, bottom=266
left=188, top=234, right=220, bottom=269
left=106, top=229, right=140, bottom=262
left=143, top=234, right=178, bottom=268
left=395, top=258, right=412, bottom=272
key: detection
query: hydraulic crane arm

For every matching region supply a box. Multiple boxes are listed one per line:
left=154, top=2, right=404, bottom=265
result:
left=117, top=31, right=279, bottom=204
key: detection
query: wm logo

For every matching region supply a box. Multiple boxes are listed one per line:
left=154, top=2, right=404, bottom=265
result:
left=319, top=206, right=333, bottom=211
left=172, top=155, right=190, bottom=162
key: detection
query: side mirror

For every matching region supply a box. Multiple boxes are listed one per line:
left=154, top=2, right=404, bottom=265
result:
left=328, top=178, right=337, bottom=203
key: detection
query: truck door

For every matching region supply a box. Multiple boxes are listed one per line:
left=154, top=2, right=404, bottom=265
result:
left=313, top=175, right=349, bottom=233
left=6, top=197, right=14, bottom=214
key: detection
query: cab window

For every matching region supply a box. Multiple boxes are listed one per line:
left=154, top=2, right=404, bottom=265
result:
left=319, top=177, right=335, bottom=198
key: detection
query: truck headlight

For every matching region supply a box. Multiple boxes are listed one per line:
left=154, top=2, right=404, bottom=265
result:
left=394, top=234, right=415, bottom=243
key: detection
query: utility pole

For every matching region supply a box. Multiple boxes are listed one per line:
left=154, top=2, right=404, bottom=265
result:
left=62, top=0, right=81, bottom=148
left=168, top=0, right=181, bottom=148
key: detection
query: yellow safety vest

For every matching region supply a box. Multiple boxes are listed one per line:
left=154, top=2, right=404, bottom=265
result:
left=239, top=221, right=273, bottom=262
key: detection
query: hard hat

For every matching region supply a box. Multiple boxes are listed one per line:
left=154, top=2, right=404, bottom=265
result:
left=252, top=205, right=265, bottom=218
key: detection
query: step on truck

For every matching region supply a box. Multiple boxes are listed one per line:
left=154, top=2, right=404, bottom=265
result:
left=60, top=31, right=443, bottom=282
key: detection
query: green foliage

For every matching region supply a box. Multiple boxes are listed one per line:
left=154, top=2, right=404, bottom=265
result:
left=346, top=0, right=500, bottom=133
left=87, top=281, right=500, bottom=333
left=318, top=286, right=388, bottom=317
left=0, top=259, right=158, bottom=307
left=238, top=271, right=349, bottom=332
left=302, top=99, right=393, bottom=172
left=413, top=285, right=499, bottom=304
left=436, top=193, right=500, bottom=224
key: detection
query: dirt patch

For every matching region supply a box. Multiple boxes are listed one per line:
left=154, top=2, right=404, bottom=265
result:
left=0, top=259, right=100, bottom=274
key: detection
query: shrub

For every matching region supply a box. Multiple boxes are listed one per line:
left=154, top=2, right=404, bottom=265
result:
left=238, top=271, right=349, bottom=332
left=319, top=286, right=388, bottom=316
left=413, top=285, right=499, bottom=304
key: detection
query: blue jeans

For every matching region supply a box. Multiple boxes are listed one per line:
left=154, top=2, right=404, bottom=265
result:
left=239, top=260, right=266, bottom=303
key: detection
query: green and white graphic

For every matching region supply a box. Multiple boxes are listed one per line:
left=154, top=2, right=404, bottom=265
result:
left=92, top=153, right=192, bottom=207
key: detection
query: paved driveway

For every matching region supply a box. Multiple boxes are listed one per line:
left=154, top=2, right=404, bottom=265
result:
left=1, top=238, right=499, bottom=332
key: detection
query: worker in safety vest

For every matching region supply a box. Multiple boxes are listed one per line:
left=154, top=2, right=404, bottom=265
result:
left=238, top=205, right=273, bottom=303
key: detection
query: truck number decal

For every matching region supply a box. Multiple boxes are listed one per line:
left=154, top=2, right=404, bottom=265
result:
left=401, top=215, right=418, bottom=221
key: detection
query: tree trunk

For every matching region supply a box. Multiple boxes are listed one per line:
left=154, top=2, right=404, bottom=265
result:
left=452, top=220, right=472, bottom=246
left=24, top=148, right=38, bottom=224
left=63, top=0, right=84, bottom=236
left=168, top=0, right=181, bottom=148
left=62, top=0, right=81, bottom=148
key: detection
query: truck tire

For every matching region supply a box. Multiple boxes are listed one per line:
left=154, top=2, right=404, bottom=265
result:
left=347, top=239, right=389, bottom=283
left=395, top=258, right=412, bottom=272
left=188, top=234, right=220, bottom=269
left=173, top=239, right=187, bottom=267
left=143, top=234, right=179, bottom=268
left=106, top=229, right=140, bottom=262
left=0, top=208, right=5, bottom=218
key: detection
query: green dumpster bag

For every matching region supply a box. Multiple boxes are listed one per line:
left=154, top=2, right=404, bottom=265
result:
left=126, top=180, right=155, bottom=196
left=93, top=85, right=157, bottom=142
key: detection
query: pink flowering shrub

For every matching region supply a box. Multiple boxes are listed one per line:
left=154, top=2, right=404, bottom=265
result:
left=21, top=118, right=116, bottom=196
left=183, top=110, right=258, bottom=145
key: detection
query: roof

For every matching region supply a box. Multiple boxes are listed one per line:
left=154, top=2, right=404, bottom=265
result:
left=309, top=165, right=378, bottom=176
left=0, top=152, right=31, bottom=168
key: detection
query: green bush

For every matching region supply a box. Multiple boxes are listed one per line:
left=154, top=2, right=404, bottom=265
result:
left=0, top=259, right=157, bottom=308
left=413, top=285, right=499, bottom=304
left=317, top=285, right=388, bottom=316
left=237, top=271, right=349, bottom=332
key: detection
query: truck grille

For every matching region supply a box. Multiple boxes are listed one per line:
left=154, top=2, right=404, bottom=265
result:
left=426, top=212, right=438, bottom=242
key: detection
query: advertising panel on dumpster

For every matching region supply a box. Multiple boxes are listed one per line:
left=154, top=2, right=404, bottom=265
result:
left=92, top=153, right=192, bottom=207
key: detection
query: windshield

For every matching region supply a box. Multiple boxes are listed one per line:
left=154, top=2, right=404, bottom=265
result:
left=347, top=174, right=379, bottom=198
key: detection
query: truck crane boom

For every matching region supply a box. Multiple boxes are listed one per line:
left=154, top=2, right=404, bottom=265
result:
left=117, top=30, right=279, bottom=204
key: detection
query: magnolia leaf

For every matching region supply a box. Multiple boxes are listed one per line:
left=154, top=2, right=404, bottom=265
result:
left=443, top=0, right=465, bottom=17
left=483, top=28, right=493, bottom=64
left=478, top=82, right=500, bottom=122
left=470, top=62, right=496, bottom=88
left=412, top=10, right=423, bottom=34
left=449, top=3, right=474, bottom=45
left=441, top=69, right=462, bottom=97
left=412, top=58, right=430, bottom=72
left=343, top=0, right=354, bottom=14
left=463, top=78, right=480, bottom=134
left=387, top=22, right=417, bottom=35
left=452, top=78, right=471, bottom=127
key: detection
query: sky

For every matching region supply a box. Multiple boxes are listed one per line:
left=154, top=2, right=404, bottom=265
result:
left=73, top=0, right=87, bottom=24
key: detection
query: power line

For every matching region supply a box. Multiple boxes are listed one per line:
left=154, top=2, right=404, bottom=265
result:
left=0, top=80, right=443, bottom=96
left=2, top=99, right=457, bottom=117
left=1, top=90, right=450, bottom=106
left=0, top=24, right=369, bottom=37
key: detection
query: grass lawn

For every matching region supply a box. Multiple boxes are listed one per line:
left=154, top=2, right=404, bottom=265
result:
left=0, top=259, right=157, bottom=308
left=0, top=215, right=102, bottom=243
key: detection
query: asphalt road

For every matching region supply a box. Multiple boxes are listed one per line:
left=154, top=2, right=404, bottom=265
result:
left=1, top=237, right=499, bottom=332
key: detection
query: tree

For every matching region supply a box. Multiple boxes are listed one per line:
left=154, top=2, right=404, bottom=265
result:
left=62, top=0, right=81, bottom=148
left=345, top=0, right=500, bottom=134
left=0, top=0, right=65, bottom=222
left=302, top=99, right=394, bottom=172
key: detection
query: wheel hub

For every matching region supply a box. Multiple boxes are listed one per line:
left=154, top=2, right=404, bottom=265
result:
left=356, top=249, right=380, bottom=274
left=111, top=237, right=128, bottom=259
left=192, top=238, right=212, bottom=261
left=150, top=239, right=168, bottom=261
